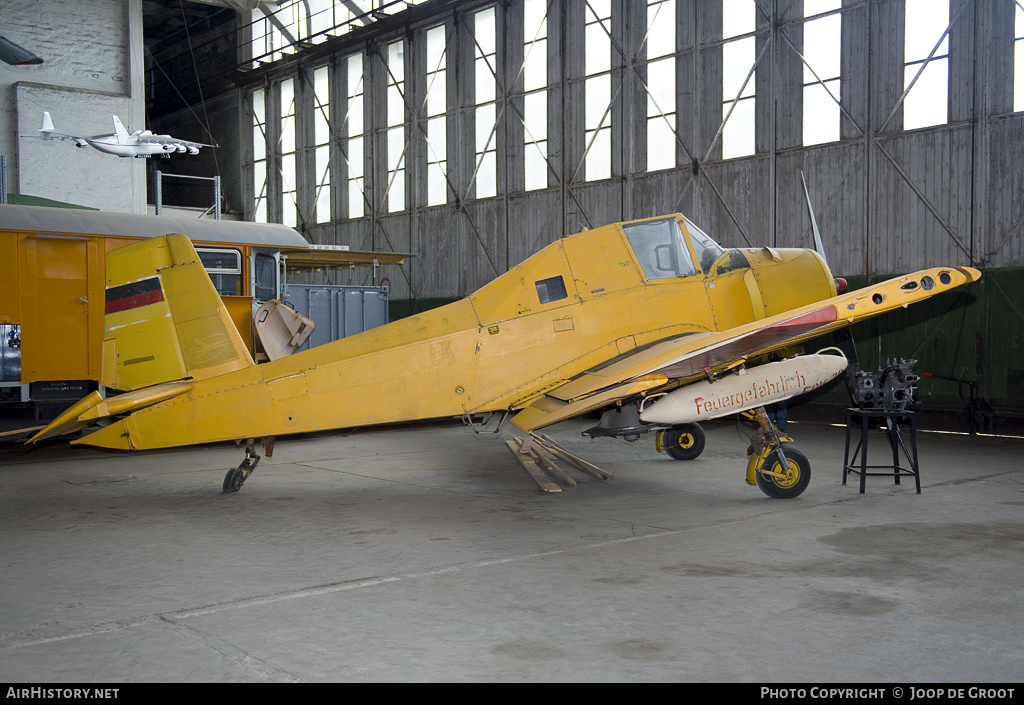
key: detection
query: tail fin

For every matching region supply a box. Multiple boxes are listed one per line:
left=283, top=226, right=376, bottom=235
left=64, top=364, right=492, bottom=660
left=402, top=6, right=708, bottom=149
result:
left=102, top=233, right=253, bottom=391
left=39, top=111, right=54, bottom=139
left=111, top=115, right=130, bottom=143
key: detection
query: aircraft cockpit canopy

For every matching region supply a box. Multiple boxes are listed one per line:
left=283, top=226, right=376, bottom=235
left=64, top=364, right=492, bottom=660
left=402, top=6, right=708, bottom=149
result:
left=621, top=215, right=732, bottom=280
left=622, top=217, right=697, bottom=280
left=683, top=217, right=726, bottom=273
left=683, top=217, right=749, bottom=276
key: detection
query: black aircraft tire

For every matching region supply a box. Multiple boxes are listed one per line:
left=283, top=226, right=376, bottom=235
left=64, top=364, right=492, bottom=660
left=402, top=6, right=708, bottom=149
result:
left=223, top=467, right=246, bottom=493
left=663, top=423, right=706, bottom=461
left=755, top=445, right=811, bottom=499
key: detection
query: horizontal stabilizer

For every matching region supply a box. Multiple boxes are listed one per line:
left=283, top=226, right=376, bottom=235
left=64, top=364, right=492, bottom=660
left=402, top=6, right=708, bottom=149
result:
left=28, top=382, right=193, bottom=444
left=28, top=391, right=105, bottom=443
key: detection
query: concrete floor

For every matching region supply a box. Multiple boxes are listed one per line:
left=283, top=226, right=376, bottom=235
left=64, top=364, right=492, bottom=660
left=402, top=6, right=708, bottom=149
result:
left=0, top=416, right=1022, bottom=682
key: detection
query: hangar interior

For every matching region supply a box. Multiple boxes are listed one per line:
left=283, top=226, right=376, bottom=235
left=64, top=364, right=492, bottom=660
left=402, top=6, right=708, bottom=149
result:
left=1, top=0, right=1022, bottom=427
left=3, top=0, right=1024, bottom=685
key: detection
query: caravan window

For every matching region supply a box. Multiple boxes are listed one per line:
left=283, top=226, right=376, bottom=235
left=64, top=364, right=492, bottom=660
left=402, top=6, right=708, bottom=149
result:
left=196, top=248, right=242, bottom=296
left=254, top=253, right=277, bottom=302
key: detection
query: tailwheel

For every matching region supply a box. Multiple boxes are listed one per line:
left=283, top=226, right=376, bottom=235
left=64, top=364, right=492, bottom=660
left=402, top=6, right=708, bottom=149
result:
left=222, top=438, right=271, bottom=493
left=659, top=423, right=706, bottom=460
left=223, top=466, right=247, bottom=493
left=755, top=445, right=811, bottom=499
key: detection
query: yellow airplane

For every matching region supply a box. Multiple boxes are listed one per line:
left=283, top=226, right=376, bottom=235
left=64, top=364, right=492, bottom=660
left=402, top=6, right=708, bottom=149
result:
left=30, top=213, right=979, bottom=498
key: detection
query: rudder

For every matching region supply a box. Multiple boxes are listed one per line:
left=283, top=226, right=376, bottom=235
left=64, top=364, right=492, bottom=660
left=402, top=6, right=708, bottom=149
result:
left=103, top=233, right=253, bottom=391
left=111, top=115, right=130, bottom=142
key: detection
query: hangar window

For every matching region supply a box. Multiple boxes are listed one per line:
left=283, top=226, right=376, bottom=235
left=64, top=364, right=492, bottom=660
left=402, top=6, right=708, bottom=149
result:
left=249, top=2, right=432, bottom=67
left=623, top=217, right=696, bottom=280
left=197, top=248, right=243, bottom=297
left=903, top=0, right=949, bottom=130
left=585, top=0, right=612, bottom=181
left=251, top=88, right=268, bottom=224
left=474, top=7, right=498, bottom=198
left=645, top=0, right=676, bottom=172
left=801, top=1, right=842, bottom=146
left=523, top=0, right=548, bottom=191
left=536, top=276, right=568, bottom=305
left=385, top=40, right=407, bottom=213
left=425, top=25, right=448, bottom=206
left=1016, top=2, right=1024, bottom=112
left=346, top=54, right=366, bottom=219
left=280, top=78, right=299, bottom=227
left=313, top=65, right=331, bottom=224
left=722, top=0, right=757, bottom=159
left=250, top=3, right=300, bottom=64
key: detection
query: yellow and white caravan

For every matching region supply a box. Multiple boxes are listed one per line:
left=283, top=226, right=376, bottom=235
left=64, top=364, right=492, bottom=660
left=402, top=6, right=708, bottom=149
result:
left=0, top=204, right=404, bottom=419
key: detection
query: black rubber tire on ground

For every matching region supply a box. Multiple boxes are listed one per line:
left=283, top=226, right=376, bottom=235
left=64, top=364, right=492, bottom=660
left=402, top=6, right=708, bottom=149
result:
left=663, top=423, right=706, bottom=460
left=223, top=467, right=246, bottom=493
left=755, top=445, right=811, bottom=499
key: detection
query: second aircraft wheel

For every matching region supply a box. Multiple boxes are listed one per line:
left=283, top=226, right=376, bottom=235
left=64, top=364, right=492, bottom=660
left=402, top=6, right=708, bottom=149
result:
left=223, top=467, right=246, bottom=494
left=755, top=445, right=811, bottom=499
left=662, top=423, right=706, bottom=460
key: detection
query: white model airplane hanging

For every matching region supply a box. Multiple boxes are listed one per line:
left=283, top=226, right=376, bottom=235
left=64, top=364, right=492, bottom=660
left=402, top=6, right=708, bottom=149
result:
left=38, top=111, right=213, bottom=158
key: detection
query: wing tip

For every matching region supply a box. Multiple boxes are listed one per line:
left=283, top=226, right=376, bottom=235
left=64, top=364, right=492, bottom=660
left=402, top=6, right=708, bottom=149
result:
left=956, top=266, right=982, bottom=283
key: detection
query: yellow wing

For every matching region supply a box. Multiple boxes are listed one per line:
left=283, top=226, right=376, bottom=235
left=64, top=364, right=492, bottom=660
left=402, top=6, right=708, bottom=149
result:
left=510, top=266, right=981, bottom=432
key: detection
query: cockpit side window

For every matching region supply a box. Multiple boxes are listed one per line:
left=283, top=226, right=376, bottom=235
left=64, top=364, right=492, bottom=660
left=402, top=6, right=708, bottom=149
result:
left=535, top=275, right=568, bottom=304
left=622, top=217, right=696, bottom=280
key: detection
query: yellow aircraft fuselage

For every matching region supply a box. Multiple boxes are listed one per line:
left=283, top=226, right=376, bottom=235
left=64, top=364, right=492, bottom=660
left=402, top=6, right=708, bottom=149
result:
left=77, top=215, right=835, bottom=450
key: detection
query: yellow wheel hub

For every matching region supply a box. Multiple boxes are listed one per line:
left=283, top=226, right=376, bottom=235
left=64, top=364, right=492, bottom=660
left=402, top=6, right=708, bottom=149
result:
left=772, top=458, right=801, bottom=488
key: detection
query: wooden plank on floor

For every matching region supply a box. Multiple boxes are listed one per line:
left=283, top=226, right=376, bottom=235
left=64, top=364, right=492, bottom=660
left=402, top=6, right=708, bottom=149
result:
left=532, top=445, right=577, bottom=486
left=536, top=434, right=614, bottom=479
left=506, top=438, right=561, bottom=492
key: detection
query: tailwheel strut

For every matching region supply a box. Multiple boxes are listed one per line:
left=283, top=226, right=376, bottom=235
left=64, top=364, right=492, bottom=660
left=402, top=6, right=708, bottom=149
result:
left=223, top=437, right=275, bottom=493
left=745, top=408, right=811, bottom=499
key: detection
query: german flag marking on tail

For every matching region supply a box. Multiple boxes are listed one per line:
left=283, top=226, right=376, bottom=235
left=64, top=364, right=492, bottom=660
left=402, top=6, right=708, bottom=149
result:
left=105, top=276, right=164, bottom=314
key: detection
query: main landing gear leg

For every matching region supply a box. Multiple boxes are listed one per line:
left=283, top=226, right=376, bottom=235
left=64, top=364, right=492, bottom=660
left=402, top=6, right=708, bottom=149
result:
left=745, top=408, right=811, bottom=499
left=223, top=437, right=275, bottom=493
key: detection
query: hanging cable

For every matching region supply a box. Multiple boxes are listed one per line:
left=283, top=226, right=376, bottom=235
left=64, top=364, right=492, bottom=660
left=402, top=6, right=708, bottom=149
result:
left=176, top=0, right=220, bottom=178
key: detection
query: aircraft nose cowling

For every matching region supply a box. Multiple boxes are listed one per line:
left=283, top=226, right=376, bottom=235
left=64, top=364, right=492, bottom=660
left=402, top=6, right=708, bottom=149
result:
left=746, top=248, right=837, bottom=318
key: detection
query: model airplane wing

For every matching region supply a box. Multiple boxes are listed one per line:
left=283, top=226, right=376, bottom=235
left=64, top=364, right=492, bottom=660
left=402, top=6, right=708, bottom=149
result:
left=140, top=133, right=215, bottom=149
left=510, top=265, right=980, bottom=432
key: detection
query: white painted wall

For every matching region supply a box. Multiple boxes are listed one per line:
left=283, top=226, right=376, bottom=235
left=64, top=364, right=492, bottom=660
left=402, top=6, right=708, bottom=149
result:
left=0, top=0, right=145, bottom=212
